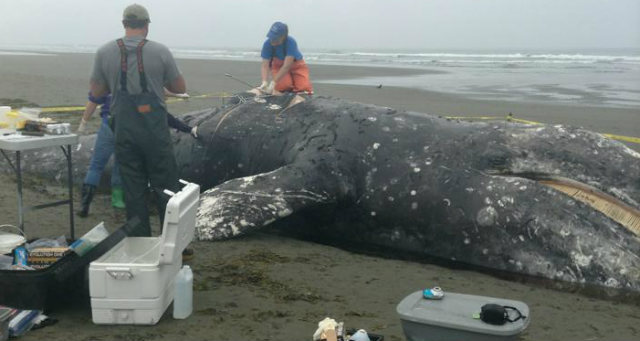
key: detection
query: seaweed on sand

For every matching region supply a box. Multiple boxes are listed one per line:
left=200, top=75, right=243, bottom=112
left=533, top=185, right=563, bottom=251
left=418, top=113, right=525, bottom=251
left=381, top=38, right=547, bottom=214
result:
left=194, top=249, right=325, bottom=303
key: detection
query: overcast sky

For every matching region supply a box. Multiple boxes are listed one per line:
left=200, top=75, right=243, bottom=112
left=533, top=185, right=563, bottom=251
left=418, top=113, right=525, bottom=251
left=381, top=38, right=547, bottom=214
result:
left=0, top=0, right=638, bottom=51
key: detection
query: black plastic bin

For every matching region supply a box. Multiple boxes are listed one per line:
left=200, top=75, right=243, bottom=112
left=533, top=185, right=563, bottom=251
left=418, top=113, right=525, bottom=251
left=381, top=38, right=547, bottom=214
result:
left=0, top=220, right=137, bottom=311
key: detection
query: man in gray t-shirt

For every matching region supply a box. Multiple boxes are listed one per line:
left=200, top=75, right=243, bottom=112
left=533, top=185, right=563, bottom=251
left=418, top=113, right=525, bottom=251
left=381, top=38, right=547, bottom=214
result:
left=90, top=31, right=181, bottom=109
left=89, top=4, right=187, bottom=237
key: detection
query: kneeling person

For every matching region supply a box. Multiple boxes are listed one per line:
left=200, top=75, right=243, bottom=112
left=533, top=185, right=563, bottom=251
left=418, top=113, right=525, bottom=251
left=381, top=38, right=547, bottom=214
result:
left=259, top=22, right=312, bottom=95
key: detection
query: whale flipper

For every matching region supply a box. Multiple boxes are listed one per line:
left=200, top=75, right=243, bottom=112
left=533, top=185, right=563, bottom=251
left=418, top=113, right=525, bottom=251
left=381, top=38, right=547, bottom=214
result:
left=196, top=161, right=352, bottom=240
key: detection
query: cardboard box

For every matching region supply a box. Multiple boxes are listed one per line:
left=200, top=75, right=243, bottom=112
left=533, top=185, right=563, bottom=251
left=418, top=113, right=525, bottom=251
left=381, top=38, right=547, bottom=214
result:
left=28, top=247, right=70, bottom=268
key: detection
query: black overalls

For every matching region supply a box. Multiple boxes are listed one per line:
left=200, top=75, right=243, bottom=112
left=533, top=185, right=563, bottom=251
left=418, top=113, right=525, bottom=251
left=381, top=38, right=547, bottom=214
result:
left=112, top=38, right=179, bottom=237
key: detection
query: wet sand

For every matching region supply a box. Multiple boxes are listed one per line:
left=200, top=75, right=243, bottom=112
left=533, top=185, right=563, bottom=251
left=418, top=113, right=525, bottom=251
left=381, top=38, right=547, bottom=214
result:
left=0, top=52, right=639, bottom=340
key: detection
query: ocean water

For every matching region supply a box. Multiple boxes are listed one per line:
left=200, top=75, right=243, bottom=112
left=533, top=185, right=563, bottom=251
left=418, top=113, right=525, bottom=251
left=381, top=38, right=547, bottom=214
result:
left=300, top=49, right=640, bottom=109
left=1, top=44, right=639, bottom=108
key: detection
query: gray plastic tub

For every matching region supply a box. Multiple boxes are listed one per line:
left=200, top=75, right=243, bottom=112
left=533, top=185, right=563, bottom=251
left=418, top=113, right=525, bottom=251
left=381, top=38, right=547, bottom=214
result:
left=397, top=291, right=530, bottom=341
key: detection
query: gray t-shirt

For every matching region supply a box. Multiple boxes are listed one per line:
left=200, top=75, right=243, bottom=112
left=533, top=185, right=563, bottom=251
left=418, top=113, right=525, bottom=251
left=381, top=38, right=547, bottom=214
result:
left=90, top=35, right=181, bottom=108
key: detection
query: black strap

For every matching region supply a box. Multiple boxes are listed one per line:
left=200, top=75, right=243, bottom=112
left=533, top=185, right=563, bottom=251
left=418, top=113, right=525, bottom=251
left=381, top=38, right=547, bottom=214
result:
left=503, top=306, right=526, bottom=322
left=116, top=39, right=127, bottom=93
left=136, top=39, right=149, bottom=93
left=116, top=38, right=149, bottom=94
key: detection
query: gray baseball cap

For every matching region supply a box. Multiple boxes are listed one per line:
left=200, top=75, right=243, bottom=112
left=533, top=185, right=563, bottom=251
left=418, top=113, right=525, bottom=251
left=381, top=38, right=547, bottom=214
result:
left=123, top=4, right=150, bottom=22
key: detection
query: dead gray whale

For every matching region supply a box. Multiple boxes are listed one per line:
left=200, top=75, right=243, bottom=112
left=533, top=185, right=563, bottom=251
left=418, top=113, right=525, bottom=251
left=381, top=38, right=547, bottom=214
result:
left=4, top=94, right=640, bottom=292
left=177, top=94, right=640, bottom=292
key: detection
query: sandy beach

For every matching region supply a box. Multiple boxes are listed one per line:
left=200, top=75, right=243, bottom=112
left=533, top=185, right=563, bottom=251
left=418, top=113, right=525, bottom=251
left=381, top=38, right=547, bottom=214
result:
left=1, top=52, right=639, bottom=341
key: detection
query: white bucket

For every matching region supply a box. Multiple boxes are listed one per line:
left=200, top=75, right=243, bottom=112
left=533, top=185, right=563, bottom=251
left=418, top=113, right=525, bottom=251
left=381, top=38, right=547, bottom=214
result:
left=0, top=225, right=26, bottom=255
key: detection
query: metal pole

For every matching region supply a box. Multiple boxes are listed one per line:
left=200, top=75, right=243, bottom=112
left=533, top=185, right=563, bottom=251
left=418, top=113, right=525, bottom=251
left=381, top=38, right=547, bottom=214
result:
left=16, top=151, right=23, bottom=232
left=224, top=73, right=256, bottom=89
left=66, top=144, right=75, bottom=240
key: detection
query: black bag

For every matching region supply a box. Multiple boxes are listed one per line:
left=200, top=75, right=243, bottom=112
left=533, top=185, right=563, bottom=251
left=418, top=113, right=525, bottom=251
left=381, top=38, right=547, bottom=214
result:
left=480, top=303, right=526, bottom=325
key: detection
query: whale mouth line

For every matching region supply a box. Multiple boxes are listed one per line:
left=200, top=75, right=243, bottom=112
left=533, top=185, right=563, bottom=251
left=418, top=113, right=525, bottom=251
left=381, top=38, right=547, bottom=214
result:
left=499, top=172, right=640, bottom=236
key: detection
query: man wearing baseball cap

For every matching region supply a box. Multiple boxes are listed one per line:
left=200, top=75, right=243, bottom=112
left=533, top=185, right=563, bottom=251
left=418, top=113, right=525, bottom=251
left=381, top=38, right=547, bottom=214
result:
left=258, top=22, right=313, bottom=95
left=88, top=4, right=186, bottom=237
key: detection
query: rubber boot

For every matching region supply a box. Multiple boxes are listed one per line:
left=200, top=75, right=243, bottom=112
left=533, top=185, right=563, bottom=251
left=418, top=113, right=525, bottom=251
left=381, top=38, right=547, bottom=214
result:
left=77, top=184, right=96, bottom=217
left=111, top=186, right=126, bottom=209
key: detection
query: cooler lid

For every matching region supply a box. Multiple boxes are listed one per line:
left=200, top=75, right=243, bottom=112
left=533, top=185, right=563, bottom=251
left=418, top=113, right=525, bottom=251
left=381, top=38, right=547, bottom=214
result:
left=158, top=180, right=200, bottom=264
left=396, top=291, right=530, bottom=336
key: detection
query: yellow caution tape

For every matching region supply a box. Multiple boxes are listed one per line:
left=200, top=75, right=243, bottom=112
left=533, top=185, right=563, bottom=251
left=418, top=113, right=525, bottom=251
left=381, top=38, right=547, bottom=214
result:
left=507, top=117, right=543, bottom=125
left=40, top=106, right=85, bottom=113
left=445, top=115, right=542, bottom=125
left=602, top=133, right=640, bottom=144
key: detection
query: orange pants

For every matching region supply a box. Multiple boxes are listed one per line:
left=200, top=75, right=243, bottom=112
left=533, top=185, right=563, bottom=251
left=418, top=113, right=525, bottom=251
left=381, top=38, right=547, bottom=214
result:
left=271, top=58, right=313, bottom=93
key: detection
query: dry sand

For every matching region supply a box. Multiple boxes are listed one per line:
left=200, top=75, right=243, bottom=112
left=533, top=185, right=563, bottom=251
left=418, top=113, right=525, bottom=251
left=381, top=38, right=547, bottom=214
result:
left=0, top=52, right=639, bottom=341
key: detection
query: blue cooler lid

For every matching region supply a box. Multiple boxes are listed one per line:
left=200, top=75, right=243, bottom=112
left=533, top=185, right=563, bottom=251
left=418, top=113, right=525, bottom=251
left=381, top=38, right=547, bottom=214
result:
left=396, top=291, right=530, bottom=336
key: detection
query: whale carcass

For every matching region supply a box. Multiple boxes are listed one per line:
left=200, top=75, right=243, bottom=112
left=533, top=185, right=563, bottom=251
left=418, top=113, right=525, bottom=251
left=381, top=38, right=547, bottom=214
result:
left=5, top=94, right=640, bottom=291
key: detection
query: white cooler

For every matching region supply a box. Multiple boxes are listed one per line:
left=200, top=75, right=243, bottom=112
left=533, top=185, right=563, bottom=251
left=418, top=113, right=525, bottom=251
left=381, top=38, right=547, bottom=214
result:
left=89, top=180, right=200, bottom=325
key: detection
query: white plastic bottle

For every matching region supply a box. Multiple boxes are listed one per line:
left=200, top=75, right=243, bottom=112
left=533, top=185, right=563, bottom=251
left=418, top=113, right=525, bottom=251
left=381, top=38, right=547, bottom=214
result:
left=173, top=265, right=193, bottom=319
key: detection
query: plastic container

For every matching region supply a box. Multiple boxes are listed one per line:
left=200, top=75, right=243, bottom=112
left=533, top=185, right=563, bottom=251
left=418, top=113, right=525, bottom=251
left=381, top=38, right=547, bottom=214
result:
left=1, top=111, right=20, bottom=130
left=15, top=108, right=39, bottom=130
left=0, top=221, right=137, bottom=311
left=89, top=180, right=200, bottom=325
left=18, top=108, right=41, bottom=118
left=397, top=291, right=529, bottom=341
left=173, top=265, right=193, bottom=319
left=7, top=309, right=40, bottom=337
left=0, top=108, right=38, bottom=130
left=45, top=124, right=71, bottom=135
left=0, top=106, right=11, bottom=129
left=0, top=226, right=26, bottom=255
left=70, top=222, right=109, bottom=256
left=13, top=247, right=28, bottom=267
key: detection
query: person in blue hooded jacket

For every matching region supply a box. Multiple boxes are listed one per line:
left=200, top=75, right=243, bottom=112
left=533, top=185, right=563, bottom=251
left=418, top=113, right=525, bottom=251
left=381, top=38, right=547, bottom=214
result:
left=258, top=22, right=313, bottom=95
